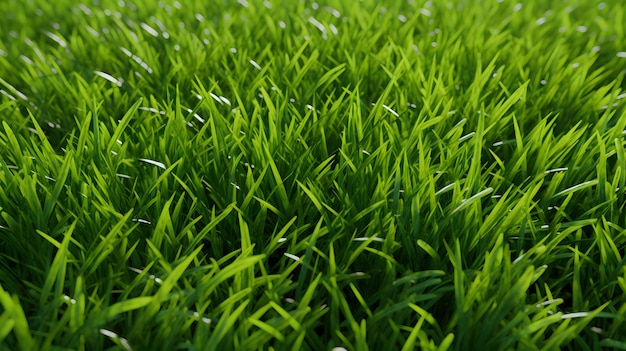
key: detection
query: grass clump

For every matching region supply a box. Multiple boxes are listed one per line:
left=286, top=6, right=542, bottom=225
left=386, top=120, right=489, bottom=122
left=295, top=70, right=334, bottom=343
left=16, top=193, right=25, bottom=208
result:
left=1, top=0, right=626, bottom=349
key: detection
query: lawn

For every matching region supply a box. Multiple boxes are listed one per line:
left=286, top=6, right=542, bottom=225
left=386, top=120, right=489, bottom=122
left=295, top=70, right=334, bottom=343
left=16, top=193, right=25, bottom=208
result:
left=1, top=0, right=626, bottom=349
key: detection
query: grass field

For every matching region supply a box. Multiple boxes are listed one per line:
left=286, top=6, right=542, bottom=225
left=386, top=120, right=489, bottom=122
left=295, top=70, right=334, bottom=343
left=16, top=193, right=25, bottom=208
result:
left=1, top=0, right=626, bottom=349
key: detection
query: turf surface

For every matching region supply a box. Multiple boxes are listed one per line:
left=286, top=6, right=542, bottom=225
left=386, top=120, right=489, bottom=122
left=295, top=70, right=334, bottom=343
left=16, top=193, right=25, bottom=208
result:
left=1, top=0, right=626, bottom=349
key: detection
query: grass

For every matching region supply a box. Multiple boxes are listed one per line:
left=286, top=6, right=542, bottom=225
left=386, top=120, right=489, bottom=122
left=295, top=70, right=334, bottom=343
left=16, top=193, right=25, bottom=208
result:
left=0, top=0, right=625, bottom=349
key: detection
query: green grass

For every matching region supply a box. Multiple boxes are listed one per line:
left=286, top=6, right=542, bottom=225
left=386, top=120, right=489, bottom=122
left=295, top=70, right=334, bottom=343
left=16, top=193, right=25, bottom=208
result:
left=1, top=0, right=626, bottom=349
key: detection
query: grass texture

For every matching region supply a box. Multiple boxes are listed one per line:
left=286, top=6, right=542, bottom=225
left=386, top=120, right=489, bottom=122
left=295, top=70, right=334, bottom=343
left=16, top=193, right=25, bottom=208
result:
left=1, top=0, right=626, bottom=349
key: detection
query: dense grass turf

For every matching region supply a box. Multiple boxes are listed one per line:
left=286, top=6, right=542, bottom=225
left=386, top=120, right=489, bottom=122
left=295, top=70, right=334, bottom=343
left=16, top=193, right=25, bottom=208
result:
left=1, top=0, right=626, bottom=349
